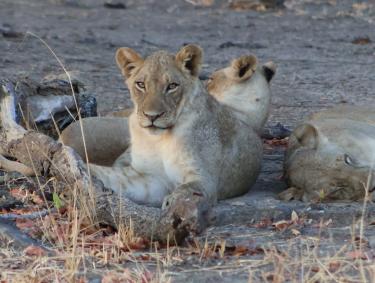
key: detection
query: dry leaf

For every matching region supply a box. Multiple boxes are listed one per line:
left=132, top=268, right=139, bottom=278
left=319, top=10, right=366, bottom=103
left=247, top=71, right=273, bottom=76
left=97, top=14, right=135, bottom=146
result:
left=9, top=206, right=39, bottom=215
left=291, top=210, right=299, bottom=223
left=352, top=3, right=369, bottom=12
left=10, top=188, right=27, bottom=199
left=225, top=244, right=264, bottom=257
left=346, top=250, right=370, bottom=260
left=24, top=245, right=46, bottom=257
left=324, top=219, right=333, bottom=226
left=15, top=218, right=35, bottom=230
left=76, top=277, right=87, bottom=283
left=264, top=138, right=289, bottom=146
left=229, top=1, right=266, bottom=12
left=31, top=193, right=45, bottom=205
left=101, top=273, right=122, bottom=283
left=352, top=37, right=371, bottom=45
left=138, top=254, right=151, bottom=261
left=185, top=0, right=214, bottom=6
left=127, top=237, right=149, bottom=250
left=291, top=229, right=301, bottom=236
left=233, top=245, right=248, bottom=257
left=329, top=261, right=341, bottom=272
left=248, top=247, right=265, bottom=255
left=253, top=218, right=273, bottom=228
left=273, top=220, right=290, bottom=231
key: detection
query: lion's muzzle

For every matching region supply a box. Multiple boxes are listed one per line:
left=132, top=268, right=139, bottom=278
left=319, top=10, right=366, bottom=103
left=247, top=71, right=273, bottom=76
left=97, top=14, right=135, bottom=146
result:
left=143, top=110, right=165, bottom=124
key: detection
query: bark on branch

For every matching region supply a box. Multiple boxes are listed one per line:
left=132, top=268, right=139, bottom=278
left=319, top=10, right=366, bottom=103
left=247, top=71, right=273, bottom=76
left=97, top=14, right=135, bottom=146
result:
left=0, top=80, right=193, bottom=244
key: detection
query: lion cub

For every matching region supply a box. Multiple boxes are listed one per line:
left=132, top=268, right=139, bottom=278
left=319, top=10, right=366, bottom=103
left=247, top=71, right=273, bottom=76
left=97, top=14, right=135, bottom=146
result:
left=82, top=45, right=263, bottom=208
left=60, top=55, right=275, bottom=166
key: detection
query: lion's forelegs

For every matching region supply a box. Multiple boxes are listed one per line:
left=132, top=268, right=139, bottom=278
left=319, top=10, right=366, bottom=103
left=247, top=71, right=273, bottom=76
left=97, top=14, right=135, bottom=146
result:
left=161, top=181, right=212, bottom=234
left=89, top=163, right=170, bottom=207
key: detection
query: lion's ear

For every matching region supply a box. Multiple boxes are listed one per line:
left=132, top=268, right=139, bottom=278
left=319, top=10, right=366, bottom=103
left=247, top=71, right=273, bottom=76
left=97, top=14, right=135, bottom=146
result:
left=293, top=123, right=319, bottom=149
left=262, top=61, right=276, bottom=82
left=175, top=44, right=203, bottom=77
left=229, top=55, right=257, bottom=82
left=116, top=47, right=143, bottom=78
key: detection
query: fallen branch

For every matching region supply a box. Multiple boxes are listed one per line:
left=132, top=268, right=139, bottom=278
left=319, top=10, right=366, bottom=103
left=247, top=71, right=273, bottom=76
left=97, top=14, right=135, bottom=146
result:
left=0, top=219, right=52, bottom=253
left=0, top=80, right=192, bottom=244
left=0, top=209, right=54, bottom=220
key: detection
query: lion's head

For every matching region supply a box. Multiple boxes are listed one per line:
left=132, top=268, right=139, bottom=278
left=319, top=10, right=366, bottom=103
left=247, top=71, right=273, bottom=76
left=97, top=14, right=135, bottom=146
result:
left=115, top=44, right=203, bottom=133
left=206, top=54, right=276, bottom=130
left=206, top=55, right=275, bottom=99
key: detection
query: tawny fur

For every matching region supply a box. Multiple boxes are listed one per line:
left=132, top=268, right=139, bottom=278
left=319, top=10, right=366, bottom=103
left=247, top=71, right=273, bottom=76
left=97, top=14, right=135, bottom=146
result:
left=84, top=45, right=263, bottom=207
left=283, top=105, right=375, bottom=202
left=207, top=55, right=276, bottom=133
left=59, top=117, right=130, bottom=166
left=60, top=54, right=275, bottom=166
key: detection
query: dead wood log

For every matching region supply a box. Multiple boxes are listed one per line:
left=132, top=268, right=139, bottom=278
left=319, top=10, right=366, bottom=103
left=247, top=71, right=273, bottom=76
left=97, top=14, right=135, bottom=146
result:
left=0, top=219, right=51, bottom=253
left=0, top=80, right=195, bottom=244
left=1, top=77, right=97, bottom=139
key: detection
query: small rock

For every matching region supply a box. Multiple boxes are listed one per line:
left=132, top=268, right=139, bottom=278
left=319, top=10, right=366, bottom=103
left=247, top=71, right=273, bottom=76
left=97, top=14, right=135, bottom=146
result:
left=231, top=201, right=246, bottom=206
left=0, top=23, right=24, bottom=39
left=218, top=41, right=266, bottom=49
left=104, top=2, right=126, bottom=9
left=219, top=41, right=237, bottom=49
left=262, top=123, right=291, bottom=139
left=1, top=30, right=24, bottom=39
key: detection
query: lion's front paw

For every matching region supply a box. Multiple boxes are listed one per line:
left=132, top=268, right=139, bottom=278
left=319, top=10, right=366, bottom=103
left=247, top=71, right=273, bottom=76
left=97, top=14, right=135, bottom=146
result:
left=161, top=185, right=211, bottom=241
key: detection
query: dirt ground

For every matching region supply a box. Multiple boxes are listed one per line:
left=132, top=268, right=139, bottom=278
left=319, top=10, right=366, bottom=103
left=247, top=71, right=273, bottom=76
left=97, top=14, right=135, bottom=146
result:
left=1, top=0, right=375, bottom=282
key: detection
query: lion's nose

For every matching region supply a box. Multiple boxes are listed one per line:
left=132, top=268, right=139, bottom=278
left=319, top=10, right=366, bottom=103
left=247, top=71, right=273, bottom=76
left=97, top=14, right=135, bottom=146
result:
left=143, top=111, right=165, bottom=123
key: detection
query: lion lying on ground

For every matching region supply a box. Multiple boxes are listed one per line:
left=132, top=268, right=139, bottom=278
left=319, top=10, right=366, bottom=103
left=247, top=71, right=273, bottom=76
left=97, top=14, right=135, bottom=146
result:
left=282, top=105, right=375, bottom=202
left=60, top=54, right=276, bottom=166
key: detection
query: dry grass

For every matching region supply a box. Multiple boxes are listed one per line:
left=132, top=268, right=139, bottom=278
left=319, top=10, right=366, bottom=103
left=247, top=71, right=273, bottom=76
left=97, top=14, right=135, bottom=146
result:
left=2, top=221, right=374, bottom=282
left=4, top=181, right=372, bottom=280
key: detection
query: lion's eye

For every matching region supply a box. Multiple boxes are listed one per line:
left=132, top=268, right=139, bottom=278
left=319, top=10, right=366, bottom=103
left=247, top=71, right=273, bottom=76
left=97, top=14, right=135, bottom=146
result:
left=135, top=82, right=145, bottom=91
left=166, top=83, right=179, bottom=92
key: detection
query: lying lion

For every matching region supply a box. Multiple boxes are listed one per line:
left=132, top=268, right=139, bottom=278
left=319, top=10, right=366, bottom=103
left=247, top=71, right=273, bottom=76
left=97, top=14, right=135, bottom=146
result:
left=60, top=54, right=276, bottom=166
left=282, top=105, right=375, bottom=202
